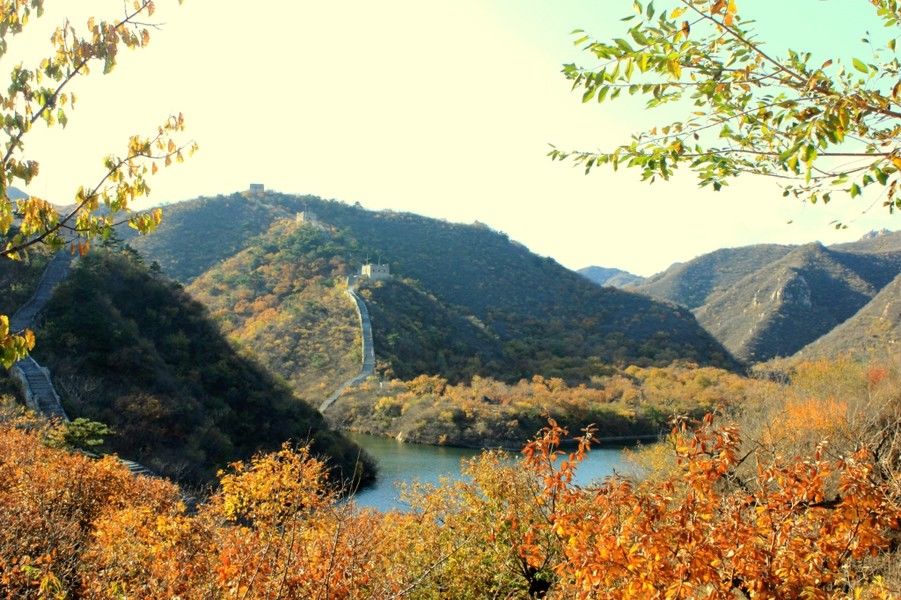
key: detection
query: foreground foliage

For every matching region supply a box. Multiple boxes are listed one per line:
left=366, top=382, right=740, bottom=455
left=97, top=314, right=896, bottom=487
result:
left=552, top=0, right=901, bottom=217
left=0, top=0, right=193, bottom=367
left=0, top=358, right=898, bottom=598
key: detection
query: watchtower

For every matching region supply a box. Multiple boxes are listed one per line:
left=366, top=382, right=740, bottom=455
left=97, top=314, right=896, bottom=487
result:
left=361, top=263, right=390, bottom=281
left=296, top=210, right=318, bottom=225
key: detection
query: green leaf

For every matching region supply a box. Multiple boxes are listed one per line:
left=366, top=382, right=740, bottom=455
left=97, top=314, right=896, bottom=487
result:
left=852, top=58, right=869, bottom=74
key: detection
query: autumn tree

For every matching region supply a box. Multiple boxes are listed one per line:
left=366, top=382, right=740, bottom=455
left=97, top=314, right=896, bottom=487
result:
left=0, top=0, right=194, bottom=368
left=551, top=0, right=901, bottom=219
left=522, top=416, right=900, bottom=599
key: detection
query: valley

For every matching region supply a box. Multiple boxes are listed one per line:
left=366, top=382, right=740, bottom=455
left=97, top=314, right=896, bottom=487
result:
left=2, top=190, right=898, bottom=598
left=1, top=0, right=899, bottom=594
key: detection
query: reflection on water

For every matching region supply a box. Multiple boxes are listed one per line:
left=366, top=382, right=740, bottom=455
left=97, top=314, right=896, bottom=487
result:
left=348, top=432, right=638, bottom=511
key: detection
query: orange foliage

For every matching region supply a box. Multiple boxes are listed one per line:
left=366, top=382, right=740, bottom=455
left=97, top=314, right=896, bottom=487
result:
left=522, top=417, right=900, bottom=599
left=0, top=422, right=181, bottom=597
left=0, top=357, right=899, bottom=598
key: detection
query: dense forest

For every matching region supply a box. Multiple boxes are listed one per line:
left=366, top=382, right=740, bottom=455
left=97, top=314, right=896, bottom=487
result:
left=32, top=249, right=373, bottom=485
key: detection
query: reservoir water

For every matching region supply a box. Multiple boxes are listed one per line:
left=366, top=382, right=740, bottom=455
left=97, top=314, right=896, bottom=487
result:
left=348, top=432, right=638, bottom=511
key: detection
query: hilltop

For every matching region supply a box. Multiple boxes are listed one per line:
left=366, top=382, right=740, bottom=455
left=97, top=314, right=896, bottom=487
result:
left=693, top=242, right=900, bottom=361
left=577, top=266, right=644, bottom=288
left=632, top=244, right=796, bottom=309
left=135, top=192, right=736, bottom=397
left=33, top=249, right=373, bottom=485
left=630, top=232, right=901, bottom=361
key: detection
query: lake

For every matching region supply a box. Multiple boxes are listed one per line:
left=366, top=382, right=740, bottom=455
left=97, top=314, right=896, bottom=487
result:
left=348, top=432, right=639, bottom=511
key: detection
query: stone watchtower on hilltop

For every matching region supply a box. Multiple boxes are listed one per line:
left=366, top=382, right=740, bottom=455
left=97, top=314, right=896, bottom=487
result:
left=248, top=183, right=265, bottom=194
left=361, top=263, right=390, bottom=281
left=296, top=210, right=318, bottom=225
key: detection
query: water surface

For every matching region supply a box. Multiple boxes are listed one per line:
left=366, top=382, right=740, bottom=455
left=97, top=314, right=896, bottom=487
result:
left=349, top=432, right=637, bottom=511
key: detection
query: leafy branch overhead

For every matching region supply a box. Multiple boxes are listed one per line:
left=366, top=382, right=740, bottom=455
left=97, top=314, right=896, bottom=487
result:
left=0, top=0, right=194, bottom=367
left=550, top=0, right=901, bottom=215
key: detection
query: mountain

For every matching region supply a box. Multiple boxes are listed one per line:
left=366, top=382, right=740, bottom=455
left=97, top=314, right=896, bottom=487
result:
left=34, top=249, right=373, bottom=485
left=693, top=243, right=901, bottom=362
left=831, top=229, right=901, bottom=254
left=633, top=244, right=796, bottom=309
left=187, top=221, right=364, bottom=400
left=578, top=266, right=644, bottom=288
left=127, top=193, right=299, bottom=282
left=135, top=192, right=736, bottom=393
left=794, top=272, right=901, bottom=359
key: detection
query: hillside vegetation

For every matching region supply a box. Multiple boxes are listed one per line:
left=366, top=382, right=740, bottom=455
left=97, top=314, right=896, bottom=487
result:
left=188, top=221, right=362, bottom=402
left=632, top=244, right=795, bottom=309
left=0, top=245, right=48, bottom=315
left=34, top=250, right=373, bottom=485
left=632, top=231, right=901, bottom=361
left=126, top=194, right=298, bottom=282
left=143, top=192, right=736, bottom=388
left=695, top=242, right=901, bottom=361
left=795, top=272, right=901, bottom=360
left=327, top=364, right=767, bottom=448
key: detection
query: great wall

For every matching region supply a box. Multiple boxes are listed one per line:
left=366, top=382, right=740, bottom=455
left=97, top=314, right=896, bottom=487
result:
left=319, top=275, right=377, bottom=412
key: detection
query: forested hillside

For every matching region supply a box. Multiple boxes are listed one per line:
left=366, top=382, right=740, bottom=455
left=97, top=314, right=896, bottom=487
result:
left=167, top=192, right=736, bottom=390
left=630, top=232, right=901, bottom=362
left=188, top=221, right=363, bottom=401
left=34, top=250, right=373, bottom=485
left=127, top=194, right=298, bottom=282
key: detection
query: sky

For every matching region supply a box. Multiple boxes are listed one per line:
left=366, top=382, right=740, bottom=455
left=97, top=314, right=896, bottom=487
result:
left=7, top=0, right=900, bottom=276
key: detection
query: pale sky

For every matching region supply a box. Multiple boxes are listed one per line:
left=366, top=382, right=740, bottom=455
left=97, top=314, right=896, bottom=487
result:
left=8, top=0, right=900, bottom=276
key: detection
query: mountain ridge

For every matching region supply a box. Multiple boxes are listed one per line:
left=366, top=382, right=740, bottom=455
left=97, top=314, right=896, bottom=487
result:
left=632, top=232, right=901, bottom=362
left=135, top=192, right=738, bottom=397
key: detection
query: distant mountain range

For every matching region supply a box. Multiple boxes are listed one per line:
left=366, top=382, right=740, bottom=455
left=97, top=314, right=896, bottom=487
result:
left=602, top=230, right=901, bottom=362
left=577, top=266, right=644, bottom=288
left=128, top=191, right=736, bottom=396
